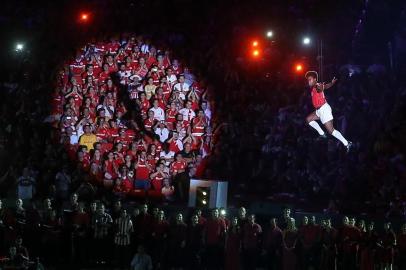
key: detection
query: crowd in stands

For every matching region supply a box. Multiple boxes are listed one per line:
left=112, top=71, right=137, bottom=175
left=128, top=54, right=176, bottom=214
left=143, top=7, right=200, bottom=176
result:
left=0, top=200, right=405, bottom=270
left=44, top=35, right=214, bottom=202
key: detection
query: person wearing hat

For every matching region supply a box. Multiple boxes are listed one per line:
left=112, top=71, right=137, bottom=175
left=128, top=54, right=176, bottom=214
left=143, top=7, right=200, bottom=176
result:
left=305, top=71, right=352, bottom=153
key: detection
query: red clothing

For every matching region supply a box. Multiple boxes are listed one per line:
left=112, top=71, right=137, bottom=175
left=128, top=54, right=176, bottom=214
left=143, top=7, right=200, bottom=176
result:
left=135, top=159, right=150, bottom=180
left=299, top=224, right=320, bottom=248
left=225, top=229, right=242, bottom=270
left=311, top=87, right=326, bottom=109
left=170, top=161, right=187, bottom=175
left=205, top=218, right=226, bottom=245
left=151, top=172, right=165, bottom=190
left=242, top=222, right=262, bottom=249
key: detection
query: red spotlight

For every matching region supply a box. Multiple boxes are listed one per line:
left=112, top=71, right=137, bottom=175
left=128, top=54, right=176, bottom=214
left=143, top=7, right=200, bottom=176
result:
left=295, top=63, right=304, bottom=73
left=80, top=12, right=89, bottom=21
left=252, top=40, right=259, bottom=47
left=252, top=49, right=260, bottom=57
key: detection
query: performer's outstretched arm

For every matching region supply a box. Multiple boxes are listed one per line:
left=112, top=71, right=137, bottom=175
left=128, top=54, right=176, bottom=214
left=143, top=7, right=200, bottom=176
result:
left=316, top=77, right=338, bottom=92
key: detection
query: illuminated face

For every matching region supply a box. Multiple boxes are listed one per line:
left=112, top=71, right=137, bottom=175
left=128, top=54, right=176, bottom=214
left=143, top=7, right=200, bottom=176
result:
left=192, top=215, right=199, bottom=225
left=16, top=199, right=23, bottom=208
left=141, top=204, right=148, bottom=214
left=176, top=213, right=183, bottom=222
left=307, top=76, right=317, bottom=87
left=302, top=216, right=308, bottom=225
left=238, top=207, right=246, bottom=218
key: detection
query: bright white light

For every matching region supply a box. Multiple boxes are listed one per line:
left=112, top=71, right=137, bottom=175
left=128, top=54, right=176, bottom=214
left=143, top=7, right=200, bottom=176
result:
left=202, top=191, right=207, bottom=196
left=202, top=200, right=207, bottom=205
left=220, top=209, right=226, bottom=215
left=303, top=37, right=311, bottom=45
left=266, top=31, right=273, bottom=38
left=15, top=43, right=24, bottom=52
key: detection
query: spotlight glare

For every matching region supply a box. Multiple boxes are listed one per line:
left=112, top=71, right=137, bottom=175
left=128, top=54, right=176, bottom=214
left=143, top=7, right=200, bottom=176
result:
left=252, top=50, right=260, bottom=57
left=266, top=31, right=273, bottom=38
left=202, top=200, right=207, bottom=205
left=80, top=12, right=89, bottom=21
left=15, top=43, right=24, bottom=52
left=252, top=40, right=259, bottom=47
left=303, top=37, right=311, bottom=45
left=294, top=63, right=304, bottom=74
left=202, top=191, right=207, bottom=196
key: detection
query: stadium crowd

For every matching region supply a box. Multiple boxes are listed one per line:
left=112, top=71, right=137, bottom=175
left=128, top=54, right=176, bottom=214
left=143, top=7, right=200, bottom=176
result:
left=44, top=36, right=214, bottom=203
left=0, top=201, right=406, bottom=270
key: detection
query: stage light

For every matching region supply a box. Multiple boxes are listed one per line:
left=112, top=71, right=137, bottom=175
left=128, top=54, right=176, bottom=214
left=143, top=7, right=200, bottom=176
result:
left=296, top=64, right=303, bottom=72
left=303, top=37, right=311, bottom=45
left=252, top=40, right=259, bottom=47
left=202, top=200, right=207, bottom=205
left=252, top=49, right=260, bottom=57
left=266, top=31, right=273, bottom=38
left=202, top=191, right=207, bottom=196
left=15, top=43, right=24, bottom=52
left=80, top=12, right=89, bottom=22
left=220, top=209, right=226, bottom=216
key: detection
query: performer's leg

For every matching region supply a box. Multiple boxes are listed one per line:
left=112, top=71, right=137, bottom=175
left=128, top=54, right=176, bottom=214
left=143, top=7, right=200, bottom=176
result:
left=306, top=112, right=325, bottom=136
left=324, top=120, right=348, bottom=146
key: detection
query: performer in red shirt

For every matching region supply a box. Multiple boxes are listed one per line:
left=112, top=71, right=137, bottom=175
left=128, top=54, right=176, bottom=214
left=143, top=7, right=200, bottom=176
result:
left=242, top=214, right=262, bottom=269
left=378, top=222, right=396, bottom=270
left=204, top=209, right=226, bottom=269
left=305, top=71, right=352, bottom=152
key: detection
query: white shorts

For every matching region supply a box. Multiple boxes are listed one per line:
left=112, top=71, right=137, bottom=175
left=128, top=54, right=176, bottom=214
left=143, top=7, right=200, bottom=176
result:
left=315, top=103, right=333, bottom=124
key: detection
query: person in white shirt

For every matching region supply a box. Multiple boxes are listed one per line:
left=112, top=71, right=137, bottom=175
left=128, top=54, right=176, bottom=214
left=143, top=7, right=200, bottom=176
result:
left=154, top=121, right=169, bottom=143
left=201, top=100, right=212, bottom=121
left=66, top=126, right=79, bottom=145
left=173, top=75, right=190, bottom=100
left=166, top=68, right=178, bottom=87
left=159, top=145, right=175, bottom=167
left=149, top=99, right=165, bottom=121
left=179, top=100, right=196, bottom=122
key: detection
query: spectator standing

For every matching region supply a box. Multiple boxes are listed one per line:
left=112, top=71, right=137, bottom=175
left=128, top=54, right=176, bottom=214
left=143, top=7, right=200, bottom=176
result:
left=130, top=245, right=153, bottom=270
left=92, top=203, right=113, bottom=264
left=114, top=209, right=133, bottom=269
left=17, top=168, right=36, bottom=200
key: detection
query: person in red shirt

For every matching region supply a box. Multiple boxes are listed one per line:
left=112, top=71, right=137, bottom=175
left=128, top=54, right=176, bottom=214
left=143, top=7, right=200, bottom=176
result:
left=137, top=92, right=150, bottom=118
left=204, top=208, right=226, bottom=269
left=167, top=213, right=188, bottom=268
left=264, top=218, right=283, bottom=270
left=150, top=162, right=168, bottom=191
left=378, top=222, right=396, bottom=270
left=134, top=150, right=152, bottom=190
left=305, top=71, right=352, bottom=152
left=242, top=214, right=262, bottom=269
left=359, top=222, right=377, bottom=270
left=299, top=216, right=321, bottom=269
left=170, top=153, right=187, bottom=177
left=150, top=210, right=169, bottom=268
left=225, top=217, right=242, bottom=270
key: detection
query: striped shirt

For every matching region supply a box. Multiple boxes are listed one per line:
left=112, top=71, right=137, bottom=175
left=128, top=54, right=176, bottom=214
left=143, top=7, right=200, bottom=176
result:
left=114, top=216, right=133, bottom=246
